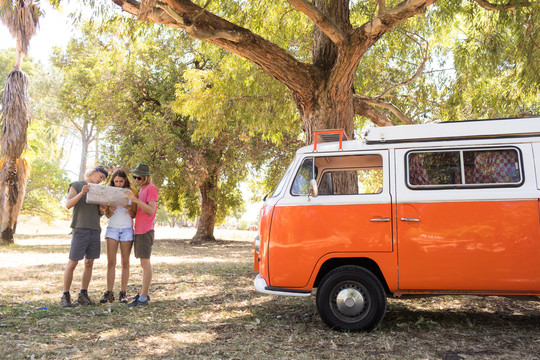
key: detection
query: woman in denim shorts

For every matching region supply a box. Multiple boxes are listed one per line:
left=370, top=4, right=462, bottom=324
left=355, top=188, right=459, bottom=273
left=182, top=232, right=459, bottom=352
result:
left=99, top=170, right=139, bottom=304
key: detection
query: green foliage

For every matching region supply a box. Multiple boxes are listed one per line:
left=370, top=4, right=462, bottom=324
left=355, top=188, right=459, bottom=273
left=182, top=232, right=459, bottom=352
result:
left=53, top=20, right=301, bottom=227
left=441, top=6, right=540, bottom=120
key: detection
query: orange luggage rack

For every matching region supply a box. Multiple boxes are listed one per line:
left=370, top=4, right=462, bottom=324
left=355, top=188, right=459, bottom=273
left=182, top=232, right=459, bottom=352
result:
left=313, top=129, right=348, bottom=151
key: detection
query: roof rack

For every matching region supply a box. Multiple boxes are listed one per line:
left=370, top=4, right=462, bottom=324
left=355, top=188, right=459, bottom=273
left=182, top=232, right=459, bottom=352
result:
left=363, top=117, right=540, bottom=144
left=313, top=130, right=348, bottom=151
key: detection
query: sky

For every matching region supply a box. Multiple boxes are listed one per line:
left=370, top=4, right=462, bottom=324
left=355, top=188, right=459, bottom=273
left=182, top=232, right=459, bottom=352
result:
left=0, top=2, right=77, bottom=65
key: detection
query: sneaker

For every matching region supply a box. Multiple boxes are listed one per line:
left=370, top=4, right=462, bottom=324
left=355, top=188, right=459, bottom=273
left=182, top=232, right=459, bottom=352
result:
left=99, top=291, right=115, bottom=304
left=127, top=294, right=150, bottom=307
left=129, top=293, right=150, bottom=302
left=60, top=293, right=72, bottom=308
left=77, top=292, right=95, bottom=306
left=119, top=291, right=128, bottom=303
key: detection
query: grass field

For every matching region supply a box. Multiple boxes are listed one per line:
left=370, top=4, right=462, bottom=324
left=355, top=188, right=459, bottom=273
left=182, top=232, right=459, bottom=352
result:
left=1, top=226, right=539, bottom=359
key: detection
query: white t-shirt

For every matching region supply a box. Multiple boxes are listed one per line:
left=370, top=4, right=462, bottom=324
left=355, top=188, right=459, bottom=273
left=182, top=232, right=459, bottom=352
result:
left=108, top=205, right=133, bottom=229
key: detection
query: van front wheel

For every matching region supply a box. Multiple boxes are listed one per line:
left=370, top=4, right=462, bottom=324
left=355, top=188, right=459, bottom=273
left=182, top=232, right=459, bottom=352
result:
left=316, top=266, right=387, bottom=332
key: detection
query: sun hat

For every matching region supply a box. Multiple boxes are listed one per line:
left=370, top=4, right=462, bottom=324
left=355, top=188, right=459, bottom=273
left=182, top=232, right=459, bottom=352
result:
left=131, top=163, right=152, bottom=176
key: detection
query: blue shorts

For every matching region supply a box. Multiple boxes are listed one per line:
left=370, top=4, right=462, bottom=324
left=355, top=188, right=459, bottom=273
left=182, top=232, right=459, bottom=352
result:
left=105, top=227, right=134, bottom=242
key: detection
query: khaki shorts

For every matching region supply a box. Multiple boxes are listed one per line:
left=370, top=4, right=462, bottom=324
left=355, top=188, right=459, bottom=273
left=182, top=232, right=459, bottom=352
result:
left=134, top=230, right=154, bottom=259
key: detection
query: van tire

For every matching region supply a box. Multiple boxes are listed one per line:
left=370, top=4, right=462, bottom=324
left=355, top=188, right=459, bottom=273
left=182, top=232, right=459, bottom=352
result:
left=316, top=265, right=387, bottom=332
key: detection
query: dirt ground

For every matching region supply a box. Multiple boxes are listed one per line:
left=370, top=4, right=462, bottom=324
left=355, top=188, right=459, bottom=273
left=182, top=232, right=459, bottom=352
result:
left=0, top=217, right=539, bottom=359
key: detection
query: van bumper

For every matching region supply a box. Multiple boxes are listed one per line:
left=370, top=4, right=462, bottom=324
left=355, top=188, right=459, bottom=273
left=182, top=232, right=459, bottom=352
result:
left=254, top=274, right=312, bottom=297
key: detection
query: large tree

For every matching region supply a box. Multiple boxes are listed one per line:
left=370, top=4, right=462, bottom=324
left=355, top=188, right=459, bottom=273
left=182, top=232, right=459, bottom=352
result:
left=57, top=21, right=300, bottom=242
left=111, top=0, right=539, bottom=143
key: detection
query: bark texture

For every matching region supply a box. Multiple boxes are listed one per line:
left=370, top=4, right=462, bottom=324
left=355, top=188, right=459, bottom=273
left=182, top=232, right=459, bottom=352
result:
left=191, top=173, right=218, bottom=244
left=0, top=157, right=29, bottom=245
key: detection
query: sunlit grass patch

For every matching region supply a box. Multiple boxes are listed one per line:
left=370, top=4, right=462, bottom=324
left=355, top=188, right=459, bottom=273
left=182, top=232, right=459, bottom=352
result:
left=1, top=235, right=539, bottom=359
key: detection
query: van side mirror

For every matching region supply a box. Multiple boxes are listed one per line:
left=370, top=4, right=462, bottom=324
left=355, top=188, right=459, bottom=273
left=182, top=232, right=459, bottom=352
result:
left=309, top=179, right=318, bottom=198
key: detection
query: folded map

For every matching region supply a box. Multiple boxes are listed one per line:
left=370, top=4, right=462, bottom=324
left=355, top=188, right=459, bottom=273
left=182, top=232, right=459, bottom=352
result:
left=86, top=183, right=130, bottom=206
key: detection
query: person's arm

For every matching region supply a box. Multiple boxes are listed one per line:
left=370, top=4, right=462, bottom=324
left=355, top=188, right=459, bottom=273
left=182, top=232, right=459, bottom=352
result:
left=66, top=184, right=89, bottom=209
left=134, top=198, right=157, bottom=215
left=99, top=205, right=107, bottom=216
left=127, top=191, right=156, bottom=215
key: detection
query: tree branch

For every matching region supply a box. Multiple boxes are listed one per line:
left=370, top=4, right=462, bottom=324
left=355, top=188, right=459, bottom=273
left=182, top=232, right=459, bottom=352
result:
left=473, top=0, right=536, bottom=11
left=110, top=0, right=319, bottom=97
left=157, top=3, right=243, bottom=42
left=378, top=0, right=387, bottom=16
left=379, top=32, right=429, bottom=98
left=353, top=97, right=395, bottom=126
left=357, top=96, right=413, bottom=124
left=361, top=0, right=438, bottom=41
left=287, top=0, right=346, bottom=44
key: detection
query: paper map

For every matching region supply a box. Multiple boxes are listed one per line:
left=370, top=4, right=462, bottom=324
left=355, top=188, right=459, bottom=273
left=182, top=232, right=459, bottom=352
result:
left=86, top=183, right=130, bottom=206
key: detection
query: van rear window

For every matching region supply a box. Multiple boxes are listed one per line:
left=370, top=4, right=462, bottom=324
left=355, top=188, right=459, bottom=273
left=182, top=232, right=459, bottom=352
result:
left=408, top=148, right=521, bottom=188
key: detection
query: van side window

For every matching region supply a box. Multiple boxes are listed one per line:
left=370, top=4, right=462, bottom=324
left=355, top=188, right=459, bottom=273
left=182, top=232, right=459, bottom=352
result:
left=408, top=148, right=521, bottom=188
left=292, top=158, right=315, bottom=195
left=316, top=155, right=383, bottom=195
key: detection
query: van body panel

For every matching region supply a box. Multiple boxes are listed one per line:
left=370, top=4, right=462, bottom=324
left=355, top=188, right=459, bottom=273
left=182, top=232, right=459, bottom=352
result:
left=268, top=203, right=392, bottom=288
left=309, top=251, right=400, bottom=291
left=256, top=204, right=275, bottom=279
left=396, top=200, right=540, bottom=291
left=393, top=144, right=540, bottom=291
left=533, top=143, right=540, bottom=189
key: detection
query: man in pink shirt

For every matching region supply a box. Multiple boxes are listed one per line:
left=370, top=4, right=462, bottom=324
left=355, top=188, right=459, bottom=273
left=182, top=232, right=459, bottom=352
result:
left=127, top=163, right=158, bottom=306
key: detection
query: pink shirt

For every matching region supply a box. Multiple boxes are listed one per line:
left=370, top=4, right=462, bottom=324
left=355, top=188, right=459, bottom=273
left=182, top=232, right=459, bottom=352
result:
left=134, top=183, right=159, bottom=235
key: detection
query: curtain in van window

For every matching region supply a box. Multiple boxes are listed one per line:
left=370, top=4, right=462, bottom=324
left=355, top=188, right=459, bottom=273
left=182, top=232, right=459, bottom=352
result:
left=466, top=150, right=520, bottom=184
left=408, top=153, right=430, bottom=185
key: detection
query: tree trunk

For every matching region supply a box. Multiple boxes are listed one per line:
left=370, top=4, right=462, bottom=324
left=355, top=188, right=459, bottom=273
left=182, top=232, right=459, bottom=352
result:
left=0, top=157, right=29, bottom=245
left=79, top=123, right=89, bottom=180
left=191, top=174, right=218, bottom=244
left=298, top=85, right=355, bottom=144
left=298, top=0, right=356, bottom=143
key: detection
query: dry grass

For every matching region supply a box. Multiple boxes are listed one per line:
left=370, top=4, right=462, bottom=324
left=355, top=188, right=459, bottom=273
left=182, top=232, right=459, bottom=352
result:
left=1, top=230, right=539, bottom=360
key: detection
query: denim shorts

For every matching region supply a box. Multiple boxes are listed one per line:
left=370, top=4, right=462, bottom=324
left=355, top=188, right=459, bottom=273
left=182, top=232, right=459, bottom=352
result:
left=105, top=227, right=134, bottom=242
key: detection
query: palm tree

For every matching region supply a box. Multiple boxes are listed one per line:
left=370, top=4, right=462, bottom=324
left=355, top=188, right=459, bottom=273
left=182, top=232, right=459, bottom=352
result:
left=0, top=0, right=39, bottom=244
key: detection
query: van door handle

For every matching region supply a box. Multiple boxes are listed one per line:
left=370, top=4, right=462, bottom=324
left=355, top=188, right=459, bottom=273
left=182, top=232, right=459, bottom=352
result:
left=370, top=218, right=390, bottom=222
left=400, top=217, right=420, bottom=222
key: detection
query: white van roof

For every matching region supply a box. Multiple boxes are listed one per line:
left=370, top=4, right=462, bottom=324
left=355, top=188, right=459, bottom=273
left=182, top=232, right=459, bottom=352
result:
left=363, top=117, right=540, bottom=144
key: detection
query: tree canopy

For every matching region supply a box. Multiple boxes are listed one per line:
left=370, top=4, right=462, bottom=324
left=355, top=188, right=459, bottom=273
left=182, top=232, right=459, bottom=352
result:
left=110, top=0, right=539, bottom=143
left=53, top=20, right=300, bottom=241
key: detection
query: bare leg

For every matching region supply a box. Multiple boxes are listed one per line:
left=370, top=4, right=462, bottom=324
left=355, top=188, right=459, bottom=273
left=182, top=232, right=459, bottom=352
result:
left=106, top=238, right=119, bottom=291
left=63, top=259, right=78, bottom=292
left=140, top=258, right=152, bottom=297
left=119, top=241, right=133, bottom=292
left=81, top=258, right=94, bottom=290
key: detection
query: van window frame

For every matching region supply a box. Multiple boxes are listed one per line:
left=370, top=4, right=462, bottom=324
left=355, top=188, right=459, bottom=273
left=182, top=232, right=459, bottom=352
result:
left=290, top=154, right=385, bottom=196
left=317, top=167, right=384, bottom=196
left=290, top=157, right=315, bottom=196
left=405, top=146, right=524, bottom=190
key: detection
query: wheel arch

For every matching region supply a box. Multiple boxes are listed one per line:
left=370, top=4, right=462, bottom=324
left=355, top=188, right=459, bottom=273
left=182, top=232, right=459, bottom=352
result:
left=313, top=257, right=391, bottom=296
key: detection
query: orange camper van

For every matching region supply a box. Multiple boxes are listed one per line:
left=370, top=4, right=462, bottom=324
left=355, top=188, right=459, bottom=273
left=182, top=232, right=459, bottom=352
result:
left=253, top=117, right=540, bottom=331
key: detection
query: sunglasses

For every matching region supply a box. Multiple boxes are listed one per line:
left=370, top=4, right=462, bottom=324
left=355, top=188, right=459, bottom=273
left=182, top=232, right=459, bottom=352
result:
left=133, top=176, right=143, bottom=180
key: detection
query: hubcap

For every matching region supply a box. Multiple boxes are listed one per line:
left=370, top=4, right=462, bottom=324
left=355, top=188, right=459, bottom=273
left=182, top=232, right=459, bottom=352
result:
left=335, top=287, right=365, bottom=317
